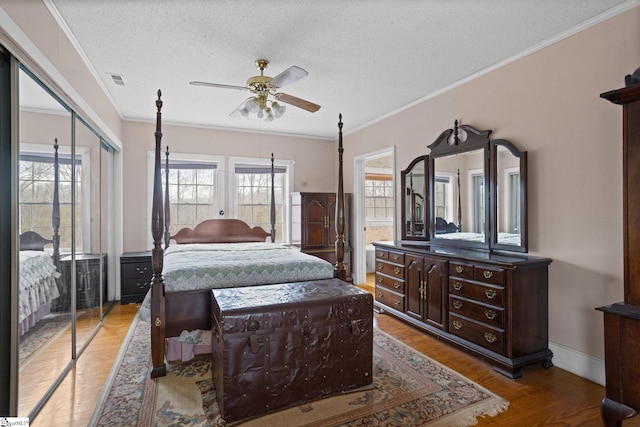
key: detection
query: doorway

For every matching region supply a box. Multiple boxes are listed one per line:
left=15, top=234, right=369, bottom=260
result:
left=353, top=148, right=395, bottom=284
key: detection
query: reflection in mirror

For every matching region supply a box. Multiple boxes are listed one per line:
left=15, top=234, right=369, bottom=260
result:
left=493, top=140, right=527, bottom=252
left=432, top=149, right=486, bottom=243
left=18, top=67, right=72, bottom=416
left=401, top=155, right=427, bottom=239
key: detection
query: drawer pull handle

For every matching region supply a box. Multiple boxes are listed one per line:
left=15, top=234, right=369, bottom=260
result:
left=392, top=254, right=400, bottom=261
left=394, top=299, right=401, bottom=306
left=377, top=252, right=384, bottom=258
left=455, top=266, right=464, bottom=274
left=377, top=276, right=384, bottom=283
left=394, top=267, right=401, bottom=275
left=377, top=263, right=383, bottom=270
left=485, top=309, right=497, bottom=320
left=485, top=289, right=497, bottom=299
left=394, top=282, right=401, bottom=289
left=483, top=270, right=494, bottom=279
left=136, top=267, right=148, bottom=274
left=452, top=320, right=463, bottom=330
left=453, top=282, right=463, bottom=291
left=453, top=300, right=463, bottom=309
left=484, top=332, right=497, bottom=343
left=377, top=292, right=384, bottom=298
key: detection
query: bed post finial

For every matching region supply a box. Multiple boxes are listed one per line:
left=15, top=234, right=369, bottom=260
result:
left=151, top=90, right=167, bottom=378
left=335, top=114, right=347, bottom=281
left=270, top=153, right=276, bottom=243
left=164, top=145, right=171, bottom=248
left=454, top=119, right=460, bottom=146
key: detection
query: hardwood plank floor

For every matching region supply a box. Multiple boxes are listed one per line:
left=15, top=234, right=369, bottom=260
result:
left=23, top=281, right=616, bottom=426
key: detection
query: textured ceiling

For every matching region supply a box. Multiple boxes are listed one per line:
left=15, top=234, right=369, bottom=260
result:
left=47, top=0, right=627, bottom=139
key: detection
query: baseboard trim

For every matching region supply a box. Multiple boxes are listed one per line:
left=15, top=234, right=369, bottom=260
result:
left=549, top=341, right=605, bottom=386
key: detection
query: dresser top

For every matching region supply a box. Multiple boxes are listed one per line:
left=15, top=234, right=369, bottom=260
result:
left=373, top=241, right=552, bottom=267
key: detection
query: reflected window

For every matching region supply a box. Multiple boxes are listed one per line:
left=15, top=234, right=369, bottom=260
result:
left=434, top=173, right=454, bottom=222
left=472, top=174, right=485, bottom=233
left=19, top=147, right=82, bottom=251
left=508, top=172, right=520, bottom=234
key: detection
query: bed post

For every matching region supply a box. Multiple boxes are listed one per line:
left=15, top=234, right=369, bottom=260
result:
left=52, top=139, right=60, bottom=266
left=150, top=90, right=167, bottom=378
left=335, top=114, right=347, bottom=281
left=270, top=153, right=276, bottom=242
left=164, top=145, right=170, bottom=248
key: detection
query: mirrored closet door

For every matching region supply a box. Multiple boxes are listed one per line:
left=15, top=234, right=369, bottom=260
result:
left=17, top=65, right=115, bottom=418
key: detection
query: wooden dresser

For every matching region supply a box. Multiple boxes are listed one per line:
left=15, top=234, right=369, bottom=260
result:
left=373, top=241, right=552, bottom=378
left=291, top=192, right=352, bottom=280
left=597, top=84, right=640, bottom=427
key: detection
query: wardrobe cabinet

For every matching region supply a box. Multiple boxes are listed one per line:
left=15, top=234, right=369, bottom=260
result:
left=374, top=241, right=552, bottom=379
left=597, top=83, right=640, bottom=427
left=291, top=192, right=352, bottom=280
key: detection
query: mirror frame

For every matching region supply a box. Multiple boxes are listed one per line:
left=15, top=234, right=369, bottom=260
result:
left=491, top=139, right=528, bottom=252
left=427, top=121, right=491, bottom=250
left=400, top=155, right=429, bottom=241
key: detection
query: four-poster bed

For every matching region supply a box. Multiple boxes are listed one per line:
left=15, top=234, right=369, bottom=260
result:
left=18, top=140, right=62, bottom=335
left=147, top=91, right=350, bottom=378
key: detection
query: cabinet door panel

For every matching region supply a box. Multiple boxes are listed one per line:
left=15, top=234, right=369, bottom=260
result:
left=425, top=258, right=448, bottom=329
left=405, top=255, right=424, bottom=320
left=303, top=198, right=327, bottom=248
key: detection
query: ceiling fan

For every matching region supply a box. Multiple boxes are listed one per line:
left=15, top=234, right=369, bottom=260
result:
left=190, top=59, right=321, bottom=121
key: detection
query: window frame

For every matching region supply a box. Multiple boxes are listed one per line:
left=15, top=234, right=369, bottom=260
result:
left=364, top=167, right=394, bottom=227
left=146, top=151, right=225, bottom=247
left=228, top=155, right=294, bottom=243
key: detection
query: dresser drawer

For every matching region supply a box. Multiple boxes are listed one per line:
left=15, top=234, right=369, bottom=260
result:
left=474, top=265, right=504, bottom=285
left=375, top=287, right=404, bottom=311
left=449, top=262, right=474, bottom=280
left=449, top=313, right=504, bottom=354
left=387, top=251, right=405, bottom=264
left=375, top=249, right=389, bottom=261
left=376, top=261, right=404, bottom=279
left=449, top=296, right=504, bottom=328
left=449, top=278, right=504, bottom=308
left=375, top=273, right=405, bottom=293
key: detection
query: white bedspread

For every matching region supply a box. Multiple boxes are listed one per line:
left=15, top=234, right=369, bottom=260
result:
left=19, top=251, right=60, bottom=327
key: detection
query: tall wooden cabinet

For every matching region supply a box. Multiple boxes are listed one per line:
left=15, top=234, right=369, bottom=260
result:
left=374, top=241, right=552, bottom=379
left=291, top=192, right=352, bottom=280
left=597, top=84, right=640, bottom=427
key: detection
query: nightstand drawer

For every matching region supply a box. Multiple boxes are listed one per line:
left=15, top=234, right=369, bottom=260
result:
left=121, top=262, right=152, bottom=279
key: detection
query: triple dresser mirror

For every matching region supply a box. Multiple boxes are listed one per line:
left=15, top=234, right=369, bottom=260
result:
left=401, top=120, right=528, bottom=253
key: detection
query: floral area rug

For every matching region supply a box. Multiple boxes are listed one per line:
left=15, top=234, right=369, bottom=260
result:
left=19, top=313, right=71, bottom=368
left=91, top=313, right=509, bottom=426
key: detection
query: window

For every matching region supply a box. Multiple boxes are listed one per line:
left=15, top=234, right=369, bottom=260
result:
left=365, top=172, right=393, bottom=223
left=230, top=156, right=294, bottom=243
left=19, top=145, right=83, bottom=251
left=434, top=173, right=454, bottom=222
left=159, top=154, right=223, bottom=237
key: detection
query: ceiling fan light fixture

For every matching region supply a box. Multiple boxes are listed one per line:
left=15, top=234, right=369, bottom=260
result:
left=245, top=97, right=260, bottom=113
left=272, top=101, right=286, bottom=118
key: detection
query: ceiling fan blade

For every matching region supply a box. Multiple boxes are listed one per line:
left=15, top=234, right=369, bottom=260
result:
left=269, top=66, right=308, bottom=88
left=190, top=81, right=248, bottom=91
left=275, top=93, right=321, bottom=112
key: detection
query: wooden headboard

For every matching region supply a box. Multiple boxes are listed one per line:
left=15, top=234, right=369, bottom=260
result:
left=19, top=231, right=53, bottom=251
left=171, top=219, right=270, bottom=244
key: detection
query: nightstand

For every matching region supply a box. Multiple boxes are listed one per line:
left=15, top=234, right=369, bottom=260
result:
left=51, top=253, right=107, bottom=311
left=120, top=251, right=152, bottom=304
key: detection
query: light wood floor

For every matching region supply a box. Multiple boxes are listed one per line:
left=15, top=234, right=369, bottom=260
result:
left=22, top=279, right=625, bottom=426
